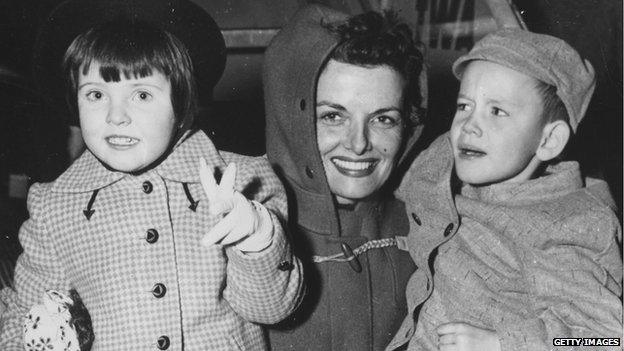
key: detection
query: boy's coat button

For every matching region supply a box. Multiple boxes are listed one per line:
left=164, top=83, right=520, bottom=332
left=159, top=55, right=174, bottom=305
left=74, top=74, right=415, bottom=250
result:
left=142, top=181, right=153, bottom=193
left=152, top=283, right=166, bottom=298
left=146, top=229, right=159, bottom=244
left=157, top=335, right=170, bottom=350
left=443, top=223, right=454, bottom=237
left=277, top=261, right=294, bottom=271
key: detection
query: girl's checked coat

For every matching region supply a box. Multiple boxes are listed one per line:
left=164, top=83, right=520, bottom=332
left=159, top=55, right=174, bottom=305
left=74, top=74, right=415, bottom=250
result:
left=0, top=131, right=303, bottom=350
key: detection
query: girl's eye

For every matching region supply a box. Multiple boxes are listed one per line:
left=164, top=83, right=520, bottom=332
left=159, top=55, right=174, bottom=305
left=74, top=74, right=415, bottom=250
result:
left=317, top=112, right=343, bottom=125
left=85, top=91, right=104, bottom=101
left=491, top=107, right=509, bottom=117
left=135, top=91, right=153, bottom=101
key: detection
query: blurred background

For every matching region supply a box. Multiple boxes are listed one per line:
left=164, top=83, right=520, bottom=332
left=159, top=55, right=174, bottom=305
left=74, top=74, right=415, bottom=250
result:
left=0, top=0, right=621, bottom=287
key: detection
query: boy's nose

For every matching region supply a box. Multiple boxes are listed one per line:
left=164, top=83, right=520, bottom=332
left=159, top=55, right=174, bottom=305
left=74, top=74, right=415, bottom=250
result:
left=461, top=113, right=482, bottom=137
left=106, top=102, right=131, bottom=126
left=343, top=122, right=371, bottom=155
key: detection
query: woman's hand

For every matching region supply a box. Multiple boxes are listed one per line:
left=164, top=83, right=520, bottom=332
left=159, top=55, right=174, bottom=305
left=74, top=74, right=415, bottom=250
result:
left=199, top=158, right=274, bottom=252
left=436, top=322, right=501, bottom=351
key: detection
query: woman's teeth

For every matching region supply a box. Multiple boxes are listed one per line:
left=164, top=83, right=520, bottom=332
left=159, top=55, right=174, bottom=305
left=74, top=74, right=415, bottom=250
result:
left=460, top=148, right=485, bottom=156
left=107, top=136, right=138, bottom=146
left=332, top=159, right=374, bottom=170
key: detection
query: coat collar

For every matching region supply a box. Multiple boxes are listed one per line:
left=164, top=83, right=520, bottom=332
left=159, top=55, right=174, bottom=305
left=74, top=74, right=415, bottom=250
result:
left=51, top=131, right=222, bottom=193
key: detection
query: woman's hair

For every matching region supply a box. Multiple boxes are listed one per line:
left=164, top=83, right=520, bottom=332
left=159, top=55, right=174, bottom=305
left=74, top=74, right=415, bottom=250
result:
left=63, top=19, right=197, bottom=127
left=324, top=11, right=425, bottom=128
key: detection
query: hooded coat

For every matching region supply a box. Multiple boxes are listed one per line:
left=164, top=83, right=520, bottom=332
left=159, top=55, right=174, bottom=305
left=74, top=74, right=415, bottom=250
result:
left=264, top=5, right=425, bottom=350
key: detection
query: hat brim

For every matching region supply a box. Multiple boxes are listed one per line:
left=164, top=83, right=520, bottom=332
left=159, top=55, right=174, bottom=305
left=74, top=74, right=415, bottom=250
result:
left=33, top=0, right=225, bottom=114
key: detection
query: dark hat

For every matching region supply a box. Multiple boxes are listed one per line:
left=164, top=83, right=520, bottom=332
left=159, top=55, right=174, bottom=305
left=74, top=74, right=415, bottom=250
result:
left=452, top=28, right=595, bottom=132
left=33, top=0, right=226, bottom=124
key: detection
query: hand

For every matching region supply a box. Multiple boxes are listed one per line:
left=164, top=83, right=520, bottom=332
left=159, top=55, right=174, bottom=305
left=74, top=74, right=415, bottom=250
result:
left=199, top=158, right=273, bottom=252
left=436, top=322, right=501, bottom=351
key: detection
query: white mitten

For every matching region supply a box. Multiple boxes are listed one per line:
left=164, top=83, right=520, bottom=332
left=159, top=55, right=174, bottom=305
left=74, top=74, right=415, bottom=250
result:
left=199, top=159, right=274, bottom=252
left=24, top=290, right=80, bottom=351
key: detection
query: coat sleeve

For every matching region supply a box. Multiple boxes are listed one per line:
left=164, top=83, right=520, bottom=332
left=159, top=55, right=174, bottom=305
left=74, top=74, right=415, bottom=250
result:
left=0, top=183, right=71, bottom=350
left=495, top=207, right=623, bottom=350
left=222, top=155, right=304, bottom=324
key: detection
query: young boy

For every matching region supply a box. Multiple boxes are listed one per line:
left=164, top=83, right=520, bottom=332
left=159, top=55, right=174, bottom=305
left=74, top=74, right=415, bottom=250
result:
left=0, top=0, right=302, bottom=350
left=386, top=29, right=622, bottom=351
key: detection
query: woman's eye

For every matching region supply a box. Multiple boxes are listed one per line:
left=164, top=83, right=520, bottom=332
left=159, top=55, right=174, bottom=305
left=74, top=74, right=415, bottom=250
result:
left=135, top=91, right=152, bottom=101
left=85, top=91, right=104, bottom=101
left=491, top=107, right=509, bottom=117
left=456, top=103, right=468, bottom=111
left=318, top=112, right=343, bottom=124
left=372, top=115, right=399, bottom=127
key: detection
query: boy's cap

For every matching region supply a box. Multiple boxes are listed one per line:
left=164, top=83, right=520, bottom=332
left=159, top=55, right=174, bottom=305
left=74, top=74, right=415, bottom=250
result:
left=452, top=28, right=595, bottom=132
left=33, top=0, right=225, bottom=119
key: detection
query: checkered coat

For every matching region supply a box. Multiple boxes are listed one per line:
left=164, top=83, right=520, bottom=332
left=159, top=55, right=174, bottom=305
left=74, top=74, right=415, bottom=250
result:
left=0, top=131, right=303, bottom=350
left=387, top=134, right=622, bottom=350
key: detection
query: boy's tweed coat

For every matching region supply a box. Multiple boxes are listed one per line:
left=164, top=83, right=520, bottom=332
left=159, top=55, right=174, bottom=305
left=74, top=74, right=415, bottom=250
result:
left=387, top=134, right=622, bottom=350
left=0, top=131, right=303, bottom=350
left=263, top=5, right=425, bottom=350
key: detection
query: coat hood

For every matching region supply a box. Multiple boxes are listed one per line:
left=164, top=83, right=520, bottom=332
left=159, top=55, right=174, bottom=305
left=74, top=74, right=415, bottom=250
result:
left=264, top=5, right=425, bottom=235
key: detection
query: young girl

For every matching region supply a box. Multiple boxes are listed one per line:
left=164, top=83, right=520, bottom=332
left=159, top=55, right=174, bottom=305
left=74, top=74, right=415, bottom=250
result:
left=0, top=0, right=302, bottom=349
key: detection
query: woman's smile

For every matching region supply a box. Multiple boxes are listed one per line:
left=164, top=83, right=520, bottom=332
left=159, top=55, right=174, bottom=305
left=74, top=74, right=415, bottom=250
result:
left=330, top=156, right=378, bottom=177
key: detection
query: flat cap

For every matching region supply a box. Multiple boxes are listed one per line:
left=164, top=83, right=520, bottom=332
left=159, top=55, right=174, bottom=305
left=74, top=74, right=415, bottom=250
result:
left=453, top=28, right=595, bottom=132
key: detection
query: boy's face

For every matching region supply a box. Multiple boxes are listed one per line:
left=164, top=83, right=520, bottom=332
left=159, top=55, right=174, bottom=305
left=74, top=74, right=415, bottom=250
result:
left=78, top=62, right=176, bottom=173
left=450, top=60, right=546, bottom=186
left=316, top=60, right=405, bottom=204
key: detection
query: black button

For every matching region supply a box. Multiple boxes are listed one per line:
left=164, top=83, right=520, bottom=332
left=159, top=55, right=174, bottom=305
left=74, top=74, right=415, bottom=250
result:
left=443, top=223, right=454, bottom=237
left=305, top=166, right=314, bottom=178
left=277, top=261, right=294, bottom=271
left=157, top=335, right=170, bottom=350
left=340, top=243, right=362, bottom=273
left=142, top=181, right=153, bottom=194
left=411, top=213, right=422, bottom=226
left=146, top=229, right=159, bottom=244
left=152, top=283, right=166, bottom=298
left=299, top=99, right=306, bottom=111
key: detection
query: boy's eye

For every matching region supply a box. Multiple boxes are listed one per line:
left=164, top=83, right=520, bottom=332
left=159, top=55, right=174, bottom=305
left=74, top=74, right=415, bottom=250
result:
left=491, top=107, right=509, bottom=117
left=85, top=91, right=104, bottom=101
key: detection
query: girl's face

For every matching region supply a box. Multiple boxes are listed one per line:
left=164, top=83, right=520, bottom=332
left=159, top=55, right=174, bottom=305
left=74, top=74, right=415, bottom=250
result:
left=316, top=60, right=405, bottom=205
left=78, top=62, right=176, bottom=173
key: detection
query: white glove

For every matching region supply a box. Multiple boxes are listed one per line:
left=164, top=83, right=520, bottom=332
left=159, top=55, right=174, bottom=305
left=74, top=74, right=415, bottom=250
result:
left=199, top=158, right=274, bottom=252
left=24, top=290, right=80, bottom=351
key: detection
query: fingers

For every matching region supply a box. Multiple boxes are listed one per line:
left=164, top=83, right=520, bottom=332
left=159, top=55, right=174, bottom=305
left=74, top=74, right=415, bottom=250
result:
left=199, top=157, right=218, bottom=209
left=437, top=322, right=466, bottom=335
left=201, top=192, right=256, bottom=247
left=201, top=210, right=238, bottom=246
left=198, top=159, right=237, bottom=216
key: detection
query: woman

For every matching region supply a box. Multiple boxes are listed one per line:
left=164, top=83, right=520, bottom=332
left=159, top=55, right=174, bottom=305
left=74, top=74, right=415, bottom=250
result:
left=264, top=5, right=426, bottom=350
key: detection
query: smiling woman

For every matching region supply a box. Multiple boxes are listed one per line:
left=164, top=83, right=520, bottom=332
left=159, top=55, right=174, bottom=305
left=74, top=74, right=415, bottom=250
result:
left=264, top=5, right=425, bottom=350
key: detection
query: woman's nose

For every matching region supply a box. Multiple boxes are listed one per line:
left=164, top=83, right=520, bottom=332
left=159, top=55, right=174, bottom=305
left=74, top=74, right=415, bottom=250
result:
left=343, top=122, right=371, bottom=155
left=106, top=101, right=131, bottom=126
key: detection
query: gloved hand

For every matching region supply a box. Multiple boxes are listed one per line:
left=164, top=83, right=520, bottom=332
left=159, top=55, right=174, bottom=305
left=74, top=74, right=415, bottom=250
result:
left=24, top=290, right=81, bottom=351
left=199, top=158, right=274, bottom=252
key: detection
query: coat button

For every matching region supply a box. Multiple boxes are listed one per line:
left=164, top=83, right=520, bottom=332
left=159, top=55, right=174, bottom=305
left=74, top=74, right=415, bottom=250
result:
left=299, top=98, right=306, bottom=111
left=340, top=243, right=362, bottom=273
left=305, top=166, right=314, bottom=178
left=142, top=181, right=153, bottom=194
left=152, top=283, right=166, bottom=298
left=157, top=335, right=170, bottom=350
left=411, top=213, right=422, bottom=226
left=443, top=223, right=454, bottom=237
left=277, top=261, right=294, bottom=271
left=146, top=229, right=159, bottom=244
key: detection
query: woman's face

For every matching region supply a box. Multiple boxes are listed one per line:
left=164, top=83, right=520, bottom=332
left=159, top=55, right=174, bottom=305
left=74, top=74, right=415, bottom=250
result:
left=316, top=59, right=405, bottom=204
